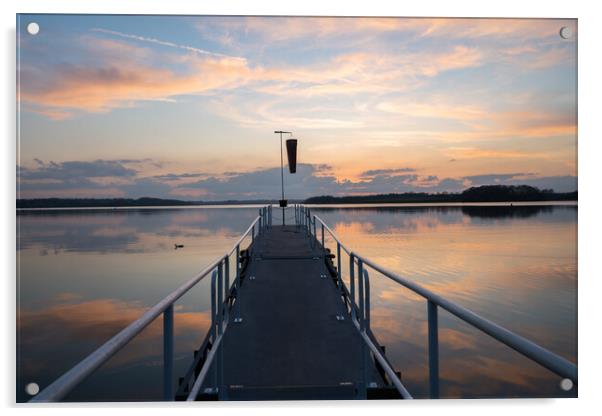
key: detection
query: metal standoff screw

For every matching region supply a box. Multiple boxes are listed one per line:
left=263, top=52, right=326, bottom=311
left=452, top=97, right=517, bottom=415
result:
left=560, top=378, right=573, bottom=391
left=25, top=382, right=40, bottom=396
left=249, top=275, right=256, bottom=280
left=234, top=317, right=243, bottom=323
left=336, top=314, right=345, bottom=321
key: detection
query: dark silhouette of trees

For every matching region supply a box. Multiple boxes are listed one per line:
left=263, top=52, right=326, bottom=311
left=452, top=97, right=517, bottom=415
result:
left=16, top=185, right=577, bottom=208
left=304, top=185, right=577, bottom=204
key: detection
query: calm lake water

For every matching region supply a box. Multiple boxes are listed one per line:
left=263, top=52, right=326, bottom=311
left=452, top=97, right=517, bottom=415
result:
left=16, top=203, right=577, bottom=401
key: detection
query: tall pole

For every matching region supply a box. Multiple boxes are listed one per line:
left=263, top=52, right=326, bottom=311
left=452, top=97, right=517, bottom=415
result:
left=280, top=132, right=285, bottom=225
left=275, top=131, right=292, bottom=226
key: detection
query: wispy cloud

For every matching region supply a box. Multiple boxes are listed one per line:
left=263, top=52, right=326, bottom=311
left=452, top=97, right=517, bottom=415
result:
left=196, top=17, right=576, bottom=44
left=91, top=28, right=246, bottom=61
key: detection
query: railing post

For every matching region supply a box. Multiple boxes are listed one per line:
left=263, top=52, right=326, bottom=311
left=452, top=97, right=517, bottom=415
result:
left=235, top=245, right=242, bottom=322
left=337, top=242, right=342, bottom=293
left=259, top=208, right=263, bottom=234
left=357, top=259, right=365, bottom=331
left=428, top=300, right=440, bottom=399
left=210, top=270, right=217, bottom=341
left=349, top=254, right=356, bottom=320
left=224, top=255, right=230, bottom=321
left=163, top=304, right=174, bottom=401
left=210, top=269, right=218, bottom=390
left=363, top=270, right=372, bottom=395
left=363, top=270, right=370, bottom=331
left=217, top=260, right=224, bottom=397
left=356, top=258, right=367, bottom=398
left=321, top=224, right=325, bottom=254
left=307, top=210, right=310, bottom=235
left=217, top=262, right=224, bottom=334
left=303, top=208, right=308, bottom=234
left=251, top=225, right=255, bottom=245
left=303, top=208, right=306, bottom=232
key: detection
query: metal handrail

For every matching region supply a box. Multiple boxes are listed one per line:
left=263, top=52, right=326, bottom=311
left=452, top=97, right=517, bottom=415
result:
left=30, top=208, right=270, bottom=403
left=355, top=253, right=578, bottom=383
left=300, top=207, right=577, bottom=398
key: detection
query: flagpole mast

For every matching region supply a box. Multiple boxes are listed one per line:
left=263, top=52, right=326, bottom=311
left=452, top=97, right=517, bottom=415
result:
left=274, top=130, right=292, bottom=226
left=280, top=132, right=284, bottom=202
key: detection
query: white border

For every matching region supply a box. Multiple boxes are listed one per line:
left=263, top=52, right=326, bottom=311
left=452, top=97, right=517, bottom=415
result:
left=3, top=1, right=601, bottom=415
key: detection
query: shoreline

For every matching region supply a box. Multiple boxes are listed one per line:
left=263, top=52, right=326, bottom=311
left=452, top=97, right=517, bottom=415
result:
left=16, top=200, right=578, bottom=212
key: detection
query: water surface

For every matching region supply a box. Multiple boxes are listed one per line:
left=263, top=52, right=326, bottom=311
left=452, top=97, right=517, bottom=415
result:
left=16, top=204, right=577, bottom=401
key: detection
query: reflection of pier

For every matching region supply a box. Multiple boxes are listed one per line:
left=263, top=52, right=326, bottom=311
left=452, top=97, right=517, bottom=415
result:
left=30, top=205, right=577, bottom=402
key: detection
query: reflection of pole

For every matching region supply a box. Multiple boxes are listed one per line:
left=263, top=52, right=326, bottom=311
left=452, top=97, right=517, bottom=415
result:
left=280, top=132, right=285, bottom=225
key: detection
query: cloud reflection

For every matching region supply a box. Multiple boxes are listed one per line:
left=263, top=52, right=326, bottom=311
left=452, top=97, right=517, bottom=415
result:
left=17, top=296, right=211, bottom=401
left=16, top=205, right=576, bottom=400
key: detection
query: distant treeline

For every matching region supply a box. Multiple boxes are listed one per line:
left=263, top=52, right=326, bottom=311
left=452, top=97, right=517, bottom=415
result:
left=304, top=185, right=578, bottom=204
left=16, top=197, right=279, bottom=209
left=16, top=185, right=577, bottom=209
left=16, top=197, right=194, bottom=209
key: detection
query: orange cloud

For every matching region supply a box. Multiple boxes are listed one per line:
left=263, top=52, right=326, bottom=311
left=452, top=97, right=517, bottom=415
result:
left=21, top=54, right=255, bottom=115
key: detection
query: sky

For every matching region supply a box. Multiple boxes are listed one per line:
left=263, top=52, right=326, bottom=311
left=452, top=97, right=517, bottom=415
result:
left=17, top=15, right=577, bottom=200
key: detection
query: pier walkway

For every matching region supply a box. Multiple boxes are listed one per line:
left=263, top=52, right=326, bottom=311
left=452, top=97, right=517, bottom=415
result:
left=218, top=225, right=381, bottom=400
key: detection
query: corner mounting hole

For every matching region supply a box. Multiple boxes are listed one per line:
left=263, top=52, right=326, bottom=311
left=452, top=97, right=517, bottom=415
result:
left=25, top=382, right=40, bottom=396
left=559, top=26, right=572, bottom=40
left=560, top=378, right=573, bottom=391
left=27, top=22, right=40, bottom=35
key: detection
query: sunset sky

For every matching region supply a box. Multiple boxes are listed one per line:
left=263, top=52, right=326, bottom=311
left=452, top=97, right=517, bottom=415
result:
left=17, top=15, right=577, bottom=200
